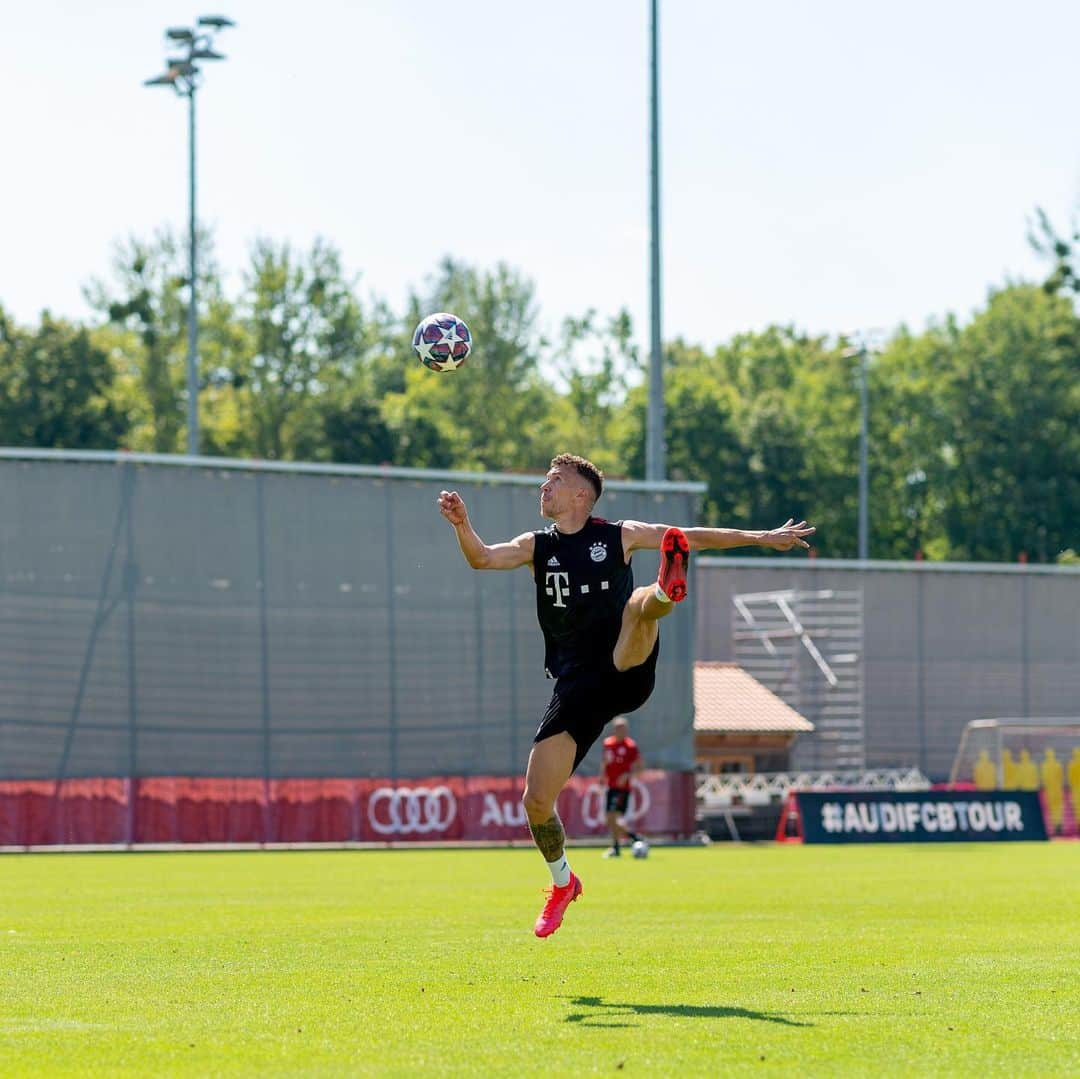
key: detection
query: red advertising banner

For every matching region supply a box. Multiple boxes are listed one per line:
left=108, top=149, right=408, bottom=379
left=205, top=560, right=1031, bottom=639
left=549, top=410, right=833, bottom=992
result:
left=0, top=770, right=695, bottom=847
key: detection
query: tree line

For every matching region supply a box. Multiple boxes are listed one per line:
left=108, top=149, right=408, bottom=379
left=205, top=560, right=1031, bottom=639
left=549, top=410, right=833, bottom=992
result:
left=1, top=222, right=1077, bottom=563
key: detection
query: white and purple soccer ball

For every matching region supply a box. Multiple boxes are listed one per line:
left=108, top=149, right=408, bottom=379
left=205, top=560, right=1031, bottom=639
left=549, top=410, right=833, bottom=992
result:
left=412, top=312, right=472, bottom=372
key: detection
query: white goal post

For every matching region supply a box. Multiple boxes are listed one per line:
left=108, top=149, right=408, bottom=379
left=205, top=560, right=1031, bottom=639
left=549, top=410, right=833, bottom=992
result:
left=949, top=717, right=1080, bottom=837
left=949, top=717, right=1080, bottom=787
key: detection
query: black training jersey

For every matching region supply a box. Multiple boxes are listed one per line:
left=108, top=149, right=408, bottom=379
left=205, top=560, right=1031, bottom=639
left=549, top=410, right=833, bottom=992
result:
left=532, top=517, right=634, bottom=678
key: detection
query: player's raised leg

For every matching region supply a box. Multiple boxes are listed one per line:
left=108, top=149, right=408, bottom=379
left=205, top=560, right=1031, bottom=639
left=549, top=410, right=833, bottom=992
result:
left=613, top=526, right=690, bottom=672
left=522, top=732, right=583, bottom=938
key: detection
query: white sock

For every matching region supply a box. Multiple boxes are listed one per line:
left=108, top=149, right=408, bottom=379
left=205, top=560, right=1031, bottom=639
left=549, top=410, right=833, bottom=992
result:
left=546, top=854, right=571, bottom=887
left=654, top=583, right=672, bottom=603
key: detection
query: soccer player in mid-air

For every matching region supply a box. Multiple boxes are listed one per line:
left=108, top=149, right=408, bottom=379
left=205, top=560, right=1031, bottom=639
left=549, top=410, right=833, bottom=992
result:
left=438, top=453, right=814, bottom=937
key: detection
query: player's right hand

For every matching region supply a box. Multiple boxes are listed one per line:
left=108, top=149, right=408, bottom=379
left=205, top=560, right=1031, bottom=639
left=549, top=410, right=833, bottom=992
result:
left=438, top=490, right=468, bottom=526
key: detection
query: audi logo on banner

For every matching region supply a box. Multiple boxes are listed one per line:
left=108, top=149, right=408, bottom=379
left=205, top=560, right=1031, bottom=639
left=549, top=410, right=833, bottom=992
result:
left=580, top=778, right=651, bottom=830
left=368, top=786, right=457, bottom=836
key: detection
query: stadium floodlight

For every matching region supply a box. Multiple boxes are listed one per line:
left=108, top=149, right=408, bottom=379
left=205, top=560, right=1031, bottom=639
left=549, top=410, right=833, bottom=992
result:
left=143, top=15, right=235, bottom=457
left=840, top=330, right=884, bottom=561
left=646, top=0, right=664, bottom=481
left=839, top=344, right=870, bottom=560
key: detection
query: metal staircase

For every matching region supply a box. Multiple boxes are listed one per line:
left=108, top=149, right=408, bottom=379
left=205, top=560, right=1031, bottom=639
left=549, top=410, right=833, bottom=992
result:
left=732, top=587, right=865, bottom=770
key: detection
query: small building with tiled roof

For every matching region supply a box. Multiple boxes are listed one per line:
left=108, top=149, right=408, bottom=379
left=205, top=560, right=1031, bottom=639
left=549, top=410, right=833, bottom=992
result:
left=694, top=662, right=815, bottom=775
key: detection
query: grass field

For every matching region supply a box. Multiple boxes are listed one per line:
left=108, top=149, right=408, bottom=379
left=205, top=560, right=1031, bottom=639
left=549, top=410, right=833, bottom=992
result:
left=2, top=843, right=1077, bottom=1076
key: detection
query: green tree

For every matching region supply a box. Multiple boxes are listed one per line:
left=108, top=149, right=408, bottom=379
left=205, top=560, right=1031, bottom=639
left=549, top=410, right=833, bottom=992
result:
left=937, top=284, right=1080, bottom=561
left=674, top=329, right=838, bottom=543
left=616, top=339, right=746, bottom=517
left=785, top=335, right=872, bottom=559
left=543, top=308, right=642, bottom=476
left=383, top=259, right=559, bottom=471
left=0, top=308, right=127, bottom=448
left=321, top=395, right=395, bottom=465
left=1028, top=206, right=1080, bottom=296
left=316, top=294, right=412, bottom=466
left=85, top=228, right=237, bottom=454
left=235, top=238, right=369, bottom=460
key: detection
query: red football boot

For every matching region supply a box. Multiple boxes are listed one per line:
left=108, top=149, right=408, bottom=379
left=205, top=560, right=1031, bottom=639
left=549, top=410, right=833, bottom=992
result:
left=657, top=526, right=690, bottom=602
left=533, top=873, right=583, bottom=938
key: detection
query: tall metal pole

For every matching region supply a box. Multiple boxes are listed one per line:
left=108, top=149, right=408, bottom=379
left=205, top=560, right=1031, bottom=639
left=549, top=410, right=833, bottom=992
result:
left=857, top=345, right=869, bottom=560
left=646, top=0, right=665, bottom=481
left=186, top=85, right=199, bottom=457
left=145, top=17, right=234, bottom=454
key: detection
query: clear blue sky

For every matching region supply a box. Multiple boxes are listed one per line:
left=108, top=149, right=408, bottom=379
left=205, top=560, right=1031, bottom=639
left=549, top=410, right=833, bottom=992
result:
left=3, top=0, right=1079, bottom=349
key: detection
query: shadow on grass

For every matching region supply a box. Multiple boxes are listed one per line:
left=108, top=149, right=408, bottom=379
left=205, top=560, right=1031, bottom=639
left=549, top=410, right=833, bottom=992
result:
left=563, top=995, right=813, bottom=1028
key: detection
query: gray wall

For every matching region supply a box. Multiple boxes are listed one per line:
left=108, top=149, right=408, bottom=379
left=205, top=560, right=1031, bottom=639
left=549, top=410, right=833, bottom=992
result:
left=696, top=558, right=1080, bottom=779
left=0, top=453, right=701, bottom=781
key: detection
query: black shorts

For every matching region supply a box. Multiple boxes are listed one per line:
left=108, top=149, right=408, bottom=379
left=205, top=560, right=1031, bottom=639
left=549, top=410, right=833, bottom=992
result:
left=605, top=788, right=631, bottom=814
left=533, top=639, right=659, bottom=772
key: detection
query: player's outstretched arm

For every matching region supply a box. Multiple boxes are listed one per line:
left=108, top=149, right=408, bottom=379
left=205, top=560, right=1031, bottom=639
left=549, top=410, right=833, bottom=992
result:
left=621, top=518, right=815, bottom=557
left=437, top=490, right=535, bottom=570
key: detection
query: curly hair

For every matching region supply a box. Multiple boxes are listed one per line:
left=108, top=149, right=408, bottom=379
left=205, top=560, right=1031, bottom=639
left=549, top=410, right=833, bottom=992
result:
left=550, top=453, right=603, bottom=504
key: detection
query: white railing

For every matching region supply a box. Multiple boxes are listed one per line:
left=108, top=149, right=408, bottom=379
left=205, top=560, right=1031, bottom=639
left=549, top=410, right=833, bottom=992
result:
left=696, top=768, right=931, bottom=809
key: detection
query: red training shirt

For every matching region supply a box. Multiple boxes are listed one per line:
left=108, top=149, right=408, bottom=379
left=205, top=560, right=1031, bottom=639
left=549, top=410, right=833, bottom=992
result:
left=602, top=735, right=640, bottom=789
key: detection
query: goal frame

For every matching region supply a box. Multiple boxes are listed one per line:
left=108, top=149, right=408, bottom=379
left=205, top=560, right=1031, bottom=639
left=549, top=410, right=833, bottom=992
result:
left=948, top=716, right=1080, bottom=787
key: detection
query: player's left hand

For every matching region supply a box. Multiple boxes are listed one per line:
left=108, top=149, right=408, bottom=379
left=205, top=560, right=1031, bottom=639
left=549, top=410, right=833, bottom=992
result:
left=762, top=519, right=815, bottom=551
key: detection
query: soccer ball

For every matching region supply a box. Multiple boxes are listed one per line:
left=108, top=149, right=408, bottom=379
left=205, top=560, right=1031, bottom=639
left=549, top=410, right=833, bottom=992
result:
left=412, top=312, right=471, bottom=372
left=631, top=839, right=649, bottom=859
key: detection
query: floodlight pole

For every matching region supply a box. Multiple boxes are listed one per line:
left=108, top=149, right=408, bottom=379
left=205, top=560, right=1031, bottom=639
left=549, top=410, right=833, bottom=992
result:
left=842, top=338, right=874, bottom=560
left=858, top=343, right=869, bottom=560
left=144, top=16, right=234, bottom=456
left=646, top=0, right=665, bottom=481
left=186, top=85, right=199, bottom=457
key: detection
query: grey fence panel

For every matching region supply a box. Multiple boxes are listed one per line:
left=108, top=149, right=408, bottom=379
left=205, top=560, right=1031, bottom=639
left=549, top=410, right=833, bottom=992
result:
left=697, top=558, right=1080, bottom=779
left=132, top=465, right=266, bottom=776
left=0, top=454, right=701, bottom=781
left=1026, top=575, right=1080, bottom=716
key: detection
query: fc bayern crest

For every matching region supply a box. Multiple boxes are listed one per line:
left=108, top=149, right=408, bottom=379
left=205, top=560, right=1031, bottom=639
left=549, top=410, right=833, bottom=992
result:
left=589, top=542, right=607, bottom=562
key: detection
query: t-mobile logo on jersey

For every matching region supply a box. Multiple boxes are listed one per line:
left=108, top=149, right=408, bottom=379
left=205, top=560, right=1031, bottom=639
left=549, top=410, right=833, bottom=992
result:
left=545, top=571, right=570, bottom=607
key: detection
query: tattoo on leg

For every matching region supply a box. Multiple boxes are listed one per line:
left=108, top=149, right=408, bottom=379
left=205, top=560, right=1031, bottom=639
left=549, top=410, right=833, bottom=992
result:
left=530, top=813, right=566, bottom=862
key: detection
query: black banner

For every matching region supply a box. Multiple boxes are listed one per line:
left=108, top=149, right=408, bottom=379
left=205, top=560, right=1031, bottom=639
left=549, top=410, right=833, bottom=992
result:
left=797, top=790, right=1048, bottom=844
